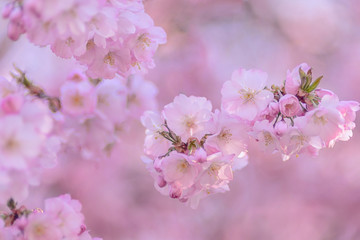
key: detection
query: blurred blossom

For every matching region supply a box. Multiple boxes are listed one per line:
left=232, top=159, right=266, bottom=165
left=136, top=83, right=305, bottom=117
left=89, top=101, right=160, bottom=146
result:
left=0, top=0, right=360, bottom=239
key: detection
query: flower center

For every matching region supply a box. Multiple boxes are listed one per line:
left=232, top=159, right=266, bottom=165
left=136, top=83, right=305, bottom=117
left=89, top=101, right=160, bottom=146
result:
left=209, top=164, right=221, bottom=175
left=239, top=89, right=257, bottom=103
left=263, top=132, right=273, bottom=146
left=177, top=159, right=189, bottom=172
left=34, top=224, right=46, bottom=236
left=314, top=115, right=328, bottom=125
left=284, top=104, right=293, bottom=111
left=137, top=33, right=151, bottom=49
left=218, top=128, right=232, bottom=143
left=65, top=37, right=74, bottom=46
left=86, top=39, right=95, bottom=50
left=4, top=137, right=19, bottom=151
left=71, top=93, right=84, bottom=107
left=104, top=52, right=115, bottom=66
left=184, top=117, right=196, bottom=133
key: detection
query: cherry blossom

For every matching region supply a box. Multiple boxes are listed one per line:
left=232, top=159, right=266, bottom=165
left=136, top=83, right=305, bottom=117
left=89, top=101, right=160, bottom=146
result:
left=221, top=68, right=274, bottom=121
left=223, top=64, right=359, bottom=161
left=142, top=94, right=248, bottom=208
left=2, top=0, right=167, bottom=79
left=0, top=75, right=59, bottom=202
left=0, top=195, right=102, bottom=240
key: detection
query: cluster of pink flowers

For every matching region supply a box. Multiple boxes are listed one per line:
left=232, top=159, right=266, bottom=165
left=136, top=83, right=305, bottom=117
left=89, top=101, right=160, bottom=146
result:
left=0, top=66, right=158, bottom=202
left=141, top=94, right=249, bottom=208
left=142, top=63, right=359, bottom=207
left=221, top=63, right=359, bottom=161
left=0, top=194, right=101, bottom=240
left=2, top=0, right=166, bottom=79
left=0, top=75, right=59, bottom=202
left=57, top=70, right=158, bottom=161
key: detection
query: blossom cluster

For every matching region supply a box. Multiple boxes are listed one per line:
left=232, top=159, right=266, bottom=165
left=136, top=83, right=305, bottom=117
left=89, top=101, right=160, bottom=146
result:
left=0, top=66, right=157, bottom=202
left=0, top=194, right=101, bottom=240
left=57, top=70, right=158, bottom=161
left=221, top=63, right=359, bottom=160
left=2, top=0, right=166, bottom=79
left=142, top=63, right=359, bottom=207
left=141, top=94, right=249, bottom=208
left=0, top=74, right=59, bottom=203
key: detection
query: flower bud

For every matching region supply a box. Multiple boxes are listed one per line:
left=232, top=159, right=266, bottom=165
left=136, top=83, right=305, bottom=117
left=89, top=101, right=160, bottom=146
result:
left=279, top=94, right=301, bottom=117
left=169, top=184, right=182, bottom=199
left=2, top=3, right=14, bottom=19
left=156, top=175, right=166, bottom=188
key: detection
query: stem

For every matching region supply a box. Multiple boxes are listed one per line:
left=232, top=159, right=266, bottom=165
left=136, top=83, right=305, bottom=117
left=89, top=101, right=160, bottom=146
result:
left=273, top=112, right=281, bottom=127
left=159, top=147, right=176, bottom=159
left=300, top=102, right=307, bottom=112
left=289, top=117, right=294, bottom=127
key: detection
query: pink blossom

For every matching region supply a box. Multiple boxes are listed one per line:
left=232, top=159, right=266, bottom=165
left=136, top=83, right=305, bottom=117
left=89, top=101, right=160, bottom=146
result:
left=96, top=79, right=128, bottom=123
left=142, top=95, right=249, bottom=207
left=126, top=26, right=167, bottom=73
left=301, top=107, right=344, bottom=148
left=160, top=152, right=198, bottom=188
left=315, top=88, right=337, bottom=99
left=251, top=120, right=280, bottom=153
left=279, top=94, right=301, bottom=117
left=163, top=94, right=213, bottom=140
left=0, top=194, right=101, bottom=239
left=44, top=194, right=84, bottom=237
left=84, top=43, right=131, bottom=79
left=60, top=80, right=97, bottom=116
left=285, top=63, right=311, bottom=95
left=126, top=74, right=158, bottom=118
left=205, top=111, right=248, bottom=157
left=61, top=113, right=116, bottom=161
left=24, top=214, right=62, bottom=240
left=221, top=68, right=274, bottom=121
left=141, top=111, right=171, bottom=158
left=336, top=100, right=359, bottom=141
left=259, top=101, right=279, bottom=122
left=198, top=153, right=234, bottom=188
left=0, top=116, right=42, bottom=169
left=4, top=0, right=167, bottom=79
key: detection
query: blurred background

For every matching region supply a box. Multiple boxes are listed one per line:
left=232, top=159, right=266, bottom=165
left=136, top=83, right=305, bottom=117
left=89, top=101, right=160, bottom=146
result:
left=1, top=0, right=360, bottom=239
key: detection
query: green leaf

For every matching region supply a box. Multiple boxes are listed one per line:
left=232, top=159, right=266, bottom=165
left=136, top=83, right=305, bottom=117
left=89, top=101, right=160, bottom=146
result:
left=306, top=76, right=323, bottom=92
left=303, top=75, right=312, bottom=90
left=7, top=198, right=16, bottom=211
left=299, top=68, right=307, bottom=88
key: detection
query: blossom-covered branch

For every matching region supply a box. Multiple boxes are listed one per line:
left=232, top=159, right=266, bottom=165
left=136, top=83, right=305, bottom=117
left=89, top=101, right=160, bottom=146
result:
left=141, top=94, right=249, bottom=208
left=3, top=0, right=166, bottom=79
left=0, top=67, right=158, bottom=201
left=142, top=63, right=359, bottom=208
left=222, top=63, right=359, bottom=161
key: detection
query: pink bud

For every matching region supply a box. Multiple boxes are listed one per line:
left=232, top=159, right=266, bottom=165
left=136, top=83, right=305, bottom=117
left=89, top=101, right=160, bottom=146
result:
left=156, top=175, right=166, bottom=188
left=2, top=3, right=14, bottom=19
left=7, top=22, right=24, bottom=41
left=267, top=102, right=280, bottom=121
left=79, top=225, right=87, bottom=235
left=154, top=158, right=162, bottom=172
left=169, top=184, right=182, bottom=199
left=9, top=8, right=22, bottom=21
left=279, top=94, right=301, bottom=117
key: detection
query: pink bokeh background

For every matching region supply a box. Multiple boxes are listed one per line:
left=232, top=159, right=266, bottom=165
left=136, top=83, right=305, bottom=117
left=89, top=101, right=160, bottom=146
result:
left=1, top=0, right=360, bottom=239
